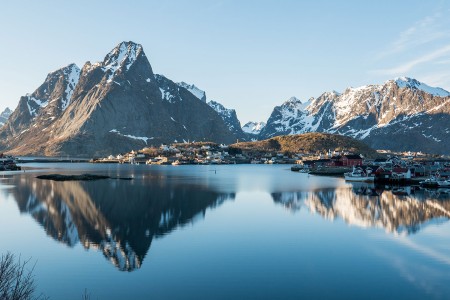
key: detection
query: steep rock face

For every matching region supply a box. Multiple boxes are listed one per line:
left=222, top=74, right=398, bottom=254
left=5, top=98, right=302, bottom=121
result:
left=0, top=42, right=236, bottom=156
left=207, top=100, right=246, bottom=141
left=176, top=82, right=206, bottom=102
left=0, top=107, right=12, bottom=127
left=1, top=64, right=80, bottom=138
left=260, top=78, right=450, bottom=154
left=174, top=81, right=248, bottom=141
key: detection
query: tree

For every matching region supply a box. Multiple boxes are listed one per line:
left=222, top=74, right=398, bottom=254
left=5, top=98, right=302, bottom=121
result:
left=0, top=252, right=47, bottom=300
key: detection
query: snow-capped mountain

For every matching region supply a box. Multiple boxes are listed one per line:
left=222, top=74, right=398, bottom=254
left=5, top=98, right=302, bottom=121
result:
left=0, top=41, right=237, bottom=156
left=242, top=121, right=266, bottom=135
left=0, top=107, right=12, bottom=127
left=176, top=82, right=207, bottom=102
left=260, top=78, right=450, bottom=154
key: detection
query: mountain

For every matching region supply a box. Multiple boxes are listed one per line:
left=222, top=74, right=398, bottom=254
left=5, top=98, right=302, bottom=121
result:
left=0, top=42, right=236, bottom=156
left=242, top=121, right=266, bottom=135
left=260, top=78, right=450, bottom=154
left=207, top=100, right=247, bottom=140
left=0, top=107, right=12, bottom=127
left=230, top=132, right=378, bottom=157
left=175, top=80, right=248, bottom=141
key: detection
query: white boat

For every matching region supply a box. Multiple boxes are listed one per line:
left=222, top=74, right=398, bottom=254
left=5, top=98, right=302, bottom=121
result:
left=437, top=179, right=450, bottom=188
left=344, top=167, right=374, bottom=182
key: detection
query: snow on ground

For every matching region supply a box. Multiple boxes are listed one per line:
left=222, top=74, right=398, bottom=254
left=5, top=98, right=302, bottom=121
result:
left=109, top=129, right=153, bottom=145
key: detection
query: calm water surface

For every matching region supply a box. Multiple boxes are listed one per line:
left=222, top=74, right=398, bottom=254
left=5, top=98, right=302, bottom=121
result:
left=1, top=164, right=450, bottom=299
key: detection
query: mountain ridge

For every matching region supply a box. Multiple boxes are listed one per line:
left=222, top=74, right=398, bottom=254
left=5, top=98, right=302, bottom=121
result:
left=260, top=78, right=450, bottom=154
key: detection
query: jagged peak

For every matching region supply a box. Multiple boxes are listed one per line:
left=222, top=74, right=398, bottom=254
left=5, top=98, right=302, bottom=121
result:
left=208, top=100, right=236, bottom=115
left=103, top=41, right=143, bottom=71
left=208, top=100, right=226, bottom=108
left=176, top=81, right=206, bottom=102
left=285, top=96, right=302, bottom=104
left=1, top=107, right=12, bottom=114
left=242, top=121, right=266, bottom=134
left=390, top=77, right=450, bottom=97
left=317, top=90, right=341, bottom=99
left=43, top=63, right=80, bottom=81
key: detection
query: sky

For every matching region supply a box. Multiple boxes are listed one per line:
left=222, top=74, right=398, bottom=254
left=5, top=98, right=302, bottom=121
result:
left=1, top=0, right=450, bottom=124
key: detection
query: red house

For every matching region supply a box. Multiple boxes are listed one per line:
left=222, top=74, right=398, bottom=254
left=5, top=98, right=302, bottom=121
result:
left=341, top=154, right=363, bottom=166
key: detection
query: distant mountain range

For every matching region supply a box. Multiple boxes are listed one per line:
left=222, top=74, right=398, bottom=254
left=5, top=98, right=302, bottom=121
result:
left=1, top=41, right=449, bottom=156
left=260, top=78, right=450, bottom=154
left=0, top=107, right=12, bottom=127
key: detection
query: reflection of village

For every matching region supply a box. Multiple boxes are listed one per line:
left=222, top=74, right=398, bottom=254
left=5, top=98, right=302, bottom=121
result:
left=272, top=183, right=450, bottom=235
left=6, top=174, right=235, bottom=272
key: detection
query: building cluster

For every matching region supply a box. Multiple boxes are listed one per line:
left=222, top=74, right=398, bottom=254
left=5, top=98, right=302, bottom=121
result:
left=92, top=143, right=315, bottom=165
left=0, top=153, right=21, bottom=171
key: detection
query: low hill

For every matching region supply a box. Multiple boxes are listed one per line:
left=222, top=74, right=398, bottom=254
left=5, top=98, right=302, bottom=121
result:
left=230, top=132, right=378, bottom=157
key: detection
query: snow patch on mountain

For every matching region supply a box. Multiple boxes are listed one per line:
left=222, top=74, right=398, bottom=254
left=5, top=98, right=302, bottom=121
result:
left=62, top=64, right=81, bottom=110
left=159, top=87, right=177, bottom=103
left=26, top=95, right=48, bottom=117
left=110, top=129, right=153, bottom=144
left=177, top=82, right=206, bottom=102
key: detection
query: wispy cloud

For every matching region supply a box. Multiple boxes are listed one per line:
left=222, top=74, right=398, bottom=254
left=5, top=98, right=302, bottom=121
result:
left=377, top=13, right=448, bottom=59
left=371, top=10, right=450, bottom=86
left=374, top=44, right=450, bottom=76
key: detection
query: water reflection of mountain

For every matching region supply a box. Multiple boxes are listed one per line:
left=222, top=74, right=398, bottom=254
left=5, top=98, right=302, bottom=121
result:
left=272, top=184, right=450, bottom=234
left=11, top=175, right=235, bottom=271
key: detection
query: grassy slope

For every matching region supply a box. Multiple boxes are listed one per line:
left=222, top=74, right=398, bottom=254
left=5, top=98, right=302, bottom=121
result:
left=230, top=133, right=378, bottom=158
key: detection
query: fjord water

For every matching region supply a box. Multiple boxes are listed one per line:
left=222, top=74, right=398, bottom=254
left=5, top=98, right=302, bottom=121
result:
left=1, top=164, right=450, bottom=299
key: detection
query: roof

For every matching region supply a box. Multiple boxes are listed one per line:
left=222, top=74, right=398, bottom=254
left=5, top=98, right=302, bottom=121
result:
left=315, top=159, right=331, bottom=163
left=374, top=158, right=387, bottom=162
left=344, top=154, right=362, bottom=160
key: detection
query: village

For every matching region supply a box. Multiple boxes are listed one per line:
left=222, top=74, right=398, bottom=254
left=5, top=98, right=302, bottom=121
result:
left=91, top=142, right=373, bottom=166
left=90, top=143, right=450, bottom=183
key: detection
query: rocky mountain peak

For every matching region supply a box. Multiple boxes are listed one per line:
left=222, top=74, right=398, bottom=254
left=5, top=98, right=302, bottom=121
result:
left=242, top=121, right=266, bottom=135
left=285, top=96, right=302, bottom=104
left=176, top=82, right=206, bottom=102
left=0, top=107, right=12, bottom=127
left=391, top=77, right=450, bottom=97
left=100, top=41, right=148, bottom=83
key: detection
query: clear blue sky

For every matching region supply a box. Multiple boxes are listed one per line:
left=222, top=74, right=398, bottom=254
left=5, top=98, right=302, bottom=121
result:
left=1, top=0, right=450, bottom=124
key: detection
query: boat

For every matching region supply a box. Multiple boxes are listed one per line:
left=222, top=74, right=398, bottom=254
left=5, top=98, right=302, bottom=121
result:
left=437, top=179, right=450, bottom=188
left=420, top=175, right=439, bottom=188
left=344, top=167, right=374, bottom=182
